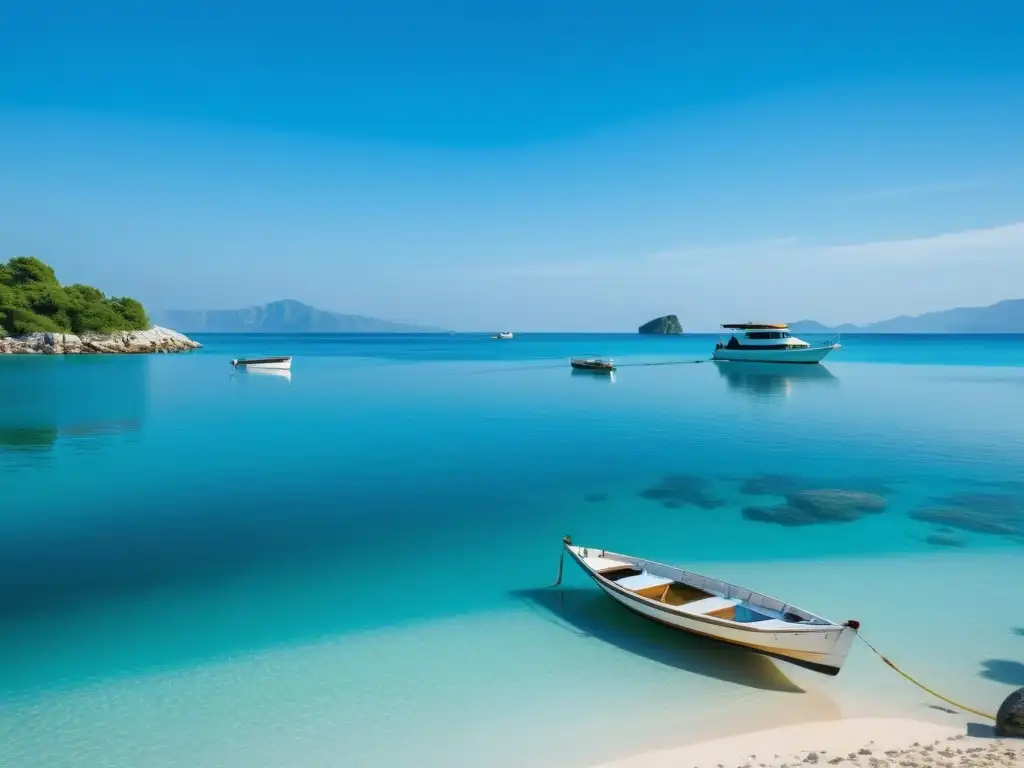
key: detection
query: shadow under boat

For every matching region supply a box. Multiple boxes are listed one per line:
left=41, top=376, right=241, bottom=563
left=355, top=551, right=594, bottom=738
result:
left=713, top=360, right=838, bottom=398
left=512, top=587, right=804, bottom=693
left=571, top=368, right=616, bottom=383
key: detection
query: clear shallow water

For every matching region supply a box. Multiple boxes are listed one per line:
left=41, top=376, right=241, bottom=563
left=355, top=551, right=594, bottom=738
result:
left=1, top=334, right=1023, bottom=768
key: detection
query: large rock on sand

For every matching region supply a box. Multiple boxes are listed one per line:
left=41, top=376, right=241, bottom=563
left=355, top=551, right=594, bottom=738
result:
left=997, top=687, right=1024, bottom=738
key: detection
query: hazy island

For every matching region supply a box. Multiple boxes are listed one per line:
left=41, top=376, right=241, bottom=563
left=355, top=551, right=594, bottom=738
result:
left=790, top=298, right=1024, bottom=334
left=0, top=256, right=199, bottom=354
left=638, top=314, right=683, bottom=334
left=153, top=299, right=445, bottom=334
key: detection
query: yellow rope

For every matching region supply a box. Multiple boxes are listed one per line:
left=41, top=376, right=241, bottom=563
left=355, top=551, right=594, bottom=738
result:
left=857, top=635, right=996, bottom=721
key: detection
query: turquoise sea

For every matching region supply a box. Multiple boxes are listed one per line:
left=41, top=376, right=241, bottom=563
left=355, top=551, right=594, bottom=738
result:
left=2, top=334, right=1023, bottom=768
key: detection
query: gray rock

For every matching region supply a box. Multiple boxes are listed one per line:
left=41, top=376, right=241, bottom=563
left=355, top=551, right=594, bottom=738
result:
left=788, top=489, right=887, bottom=520
left=740, top=474, right=893, bottom=497
left=996, top=687, right=1024, bottom=738
left=742, top=505, right=819, bottom=526
left=638, top=315, right=683, bottom=334
left=0, top=326, right=201, bottom=355
left=640, top=474, right=724, bottom=510
left=910, top=507, right=1020, bottom=536
left=740, top=473, right=810, bottom=496
left=742, top=489, right=887, bottom=527
left=924, top=532, right=966, bottom=548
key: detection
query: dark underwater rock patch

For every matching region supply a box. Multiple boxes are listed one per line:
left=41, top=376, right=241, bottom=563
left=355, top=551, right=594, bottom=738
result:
left=925, top=532, right=967, bottom=548
left=741, top=505, right=815, bottom=527
left=940, top=492, right=1023, bottom=516
left=742, top=489, right=888, bottom=527
left=739, top=473, right=893, bottom=498
left=909, top=491, right=1024, bottom=540
left=639, top=474, right=724, bottom=510
left=911, top=507, right=1019, bottom=536
left=584, top=492, right=608, bottom=503
left=790, top=489, right=887, bottom=518
left=739, top=474, right=808, bottom=496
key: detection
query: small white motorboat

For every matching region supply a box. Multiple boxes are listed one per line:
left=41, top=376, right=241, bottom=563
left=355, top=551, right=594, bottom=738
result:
left=231, top=356, right=292, bottom=371
left=560, top=537, right=859, bottom=675
left=712, top=323, right=840, bottom=364
left=492, top=331, right=514, bottom=340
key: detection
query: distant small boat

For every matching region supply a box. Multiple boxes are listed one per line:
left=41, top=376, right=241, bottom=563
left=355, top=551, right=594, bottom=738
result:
left=231, top=356, right=292, bottom=371
left=561, top=537, right=859, bottom=676
left=492, top=331, right=514, bottom=340
left=570, top=357, right=615, bottom=372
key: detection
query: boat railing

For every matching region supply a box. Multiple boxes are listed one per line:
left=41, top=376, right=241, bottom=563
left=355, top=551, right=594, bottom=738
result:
left=635, top=556, right=834, bottom=625
left=805, top=333, right=841, bottom=350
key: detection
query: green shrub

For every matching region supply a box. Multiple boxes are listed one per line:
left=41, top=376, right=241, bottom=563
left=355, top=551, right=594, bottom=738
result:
left=0, top=257, right=150, bottom=335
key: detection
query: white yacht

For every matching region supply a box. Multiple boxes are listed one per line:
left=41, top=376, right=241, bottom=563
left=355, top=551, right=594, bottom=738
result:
left=492, top=331, right=514, bottom=340
left=712, top=323, right=840, bottom=364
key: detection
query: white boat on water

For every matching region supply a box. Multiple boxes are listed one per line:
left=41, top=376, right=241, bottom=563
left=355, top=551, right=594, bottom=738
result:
left=712, top=323, right=840, bottom=364
left=492, top=331, right=514, bottom=340
left=231, top=356, right=292, bottom=371
left=562, top=537, right=859, bottom=676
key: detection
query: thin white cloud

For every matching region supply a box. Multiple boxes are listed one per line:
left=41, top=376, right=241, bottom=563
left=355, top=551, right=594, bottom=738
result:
left=458, top=221, right=1024, bottom=305
left=821, top=221, right=1024, bottom=264
left=835, top=179, right=990, bottom=203
left=468, top=261, right=599, bottom=278
left=648, top=221, right=1024, bottom=268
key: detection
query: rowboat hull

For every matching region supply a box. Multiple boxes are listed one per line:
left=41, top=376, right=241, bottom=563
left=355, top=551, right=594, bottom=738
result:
left=564, top=543, right=857, bottom=675
left=570, top=359, right=615, bottom=372
left=712, top=344, right=838, bottom=364
left=231, top=357, right=292, bottom=370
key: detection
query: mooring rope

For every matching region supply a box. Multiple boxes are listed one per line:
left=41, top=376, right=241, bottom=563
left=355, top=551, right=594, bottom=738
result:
left=615, top=358, right=710, bottom=367
left=856, top=634, right=996, bottom=720
left=551, top=546, right=565, bottom=587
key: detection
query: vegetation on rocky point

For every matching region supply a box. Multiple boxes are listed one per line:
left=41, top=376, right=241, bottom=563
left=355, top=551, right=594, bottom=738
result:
left=0, top=257, right=149, bottom=337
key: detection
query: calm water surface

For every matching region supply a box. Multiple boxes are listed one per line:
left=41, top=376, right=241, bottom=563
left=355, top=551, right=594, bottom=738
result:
left=1, top=334, right=1022, bottom=768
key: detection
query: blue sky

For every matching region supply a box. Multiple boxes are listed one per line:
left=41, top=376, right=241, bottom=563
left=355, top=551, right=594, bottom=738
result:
left=2, top=1, right=1023, bottom=331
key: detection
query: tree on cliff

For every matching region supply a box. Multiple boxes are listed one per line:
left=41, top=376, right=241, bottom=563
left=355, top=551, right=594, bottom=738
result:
left=0, top=257, right=150, bottom=336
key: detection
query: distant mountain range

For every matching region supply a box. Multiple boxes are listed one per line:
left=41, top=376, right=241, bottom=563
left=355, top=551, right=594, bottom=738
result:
left=153, top=300, right=444, bottom=334
left=790, top=299, right=1024, bottom=334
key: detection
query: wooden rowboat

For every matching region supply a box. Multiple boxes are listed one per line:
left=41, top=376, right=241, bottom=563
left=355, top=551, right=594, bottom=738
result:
left=231, top=356, right=292, bottom=371
left=570, top=358, right=615, bottom=372
left=561, top=537, right=859, bottom=675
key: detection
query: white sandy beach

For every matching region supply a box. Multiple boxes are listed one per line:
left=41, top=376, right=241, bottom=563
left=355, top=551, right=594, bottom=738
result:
left=590, top=718, right=1024, bottom=768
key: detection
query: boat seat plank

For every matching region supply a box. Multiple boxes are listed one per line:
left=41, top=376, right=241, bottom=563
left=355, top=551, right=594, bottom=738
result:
left=616, top=572, right=673, bottom=591
left=679, top=596, right=741, bottom=616
left=582, top=555, right=635, bottom=573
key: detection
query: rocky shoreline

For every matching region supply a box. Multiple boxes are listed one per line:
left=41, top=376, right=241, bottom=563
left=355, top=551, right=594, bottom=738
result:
left=0, top=326, right=201, bottom=354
